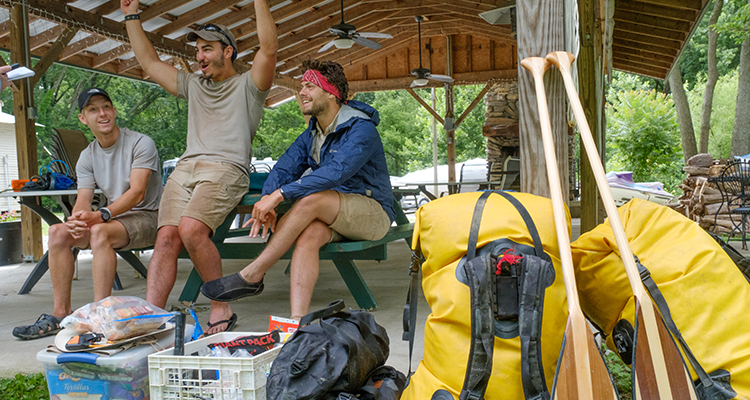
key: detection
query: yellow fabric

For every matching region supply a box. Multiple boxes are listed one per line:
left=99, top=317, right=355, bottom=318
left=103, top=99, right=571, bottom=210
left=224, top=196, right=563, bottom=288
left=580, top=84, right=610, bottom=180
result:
left=571, top=198, right=750, bottom=399
left=403, top=192, right=569, bottom=399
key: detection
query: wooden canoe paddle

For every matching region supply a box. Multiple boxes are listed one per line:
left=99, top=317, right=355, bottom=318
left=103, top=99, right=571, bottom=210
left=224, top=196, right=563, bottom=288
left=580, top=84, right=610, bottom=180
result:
left=521, top=56, right=618, bottom=400
left=545, top=50, right=698, bottom=400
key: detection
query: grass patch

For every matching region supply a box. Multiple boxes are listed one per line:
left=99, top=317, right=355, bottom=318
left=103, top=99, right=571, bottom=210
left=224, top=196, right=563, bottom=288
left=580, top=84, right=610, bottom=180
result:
left=604, top=347, right=633, bottom=399
left=0, top=373, right=49, bottom=400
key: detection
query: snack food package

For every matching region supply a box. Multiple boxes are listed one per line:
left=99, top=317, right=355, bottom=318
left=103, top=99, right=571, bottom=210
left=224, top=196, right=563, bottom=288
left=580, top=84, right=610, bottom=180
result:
left=61, top=296, right=173, bottom=341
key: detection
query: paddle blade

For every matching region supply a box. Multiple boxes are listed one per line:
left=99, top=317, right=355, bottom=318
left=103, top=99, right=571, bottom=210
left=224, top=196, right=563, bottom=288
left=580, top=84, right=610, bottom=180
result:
left=553, top=321, right=618, bottom=400
left=632, top=300, right=698, bottom=400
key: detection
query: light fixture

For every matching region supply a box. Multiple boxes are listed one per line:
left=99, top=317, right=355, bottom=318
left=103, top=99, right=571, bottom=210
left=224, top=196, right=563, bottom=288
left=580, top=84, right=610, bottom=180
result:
left=333, top=37, right=355, bottom=49
left=413, top=77, right=429, bottom=86
left=479, top=1, right=516, bottom=39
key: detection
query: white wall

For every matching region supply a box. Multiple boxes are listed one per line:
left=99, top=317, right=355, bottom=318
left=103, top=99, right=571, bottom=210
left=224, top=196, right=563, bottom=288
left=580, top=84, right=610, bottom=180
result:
left=0, top=121, right=21, bottom=213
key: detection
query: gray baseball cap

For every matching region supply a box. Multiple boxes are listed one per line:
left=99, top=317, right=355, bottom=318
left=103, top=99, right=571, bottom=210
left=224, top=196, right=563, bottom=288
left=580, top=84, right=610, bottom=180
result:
left=78, top=87, right=113, bottom=111
left=186, top=23, right=237, bottom=60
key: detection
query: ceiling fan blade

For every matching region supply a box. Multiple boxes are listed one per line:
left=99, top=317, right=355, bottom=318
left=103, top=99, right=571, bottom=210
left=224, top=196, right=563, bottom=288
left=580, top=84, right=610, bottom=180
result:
left=410, top=80, right=421, bottom=88
left=352, top=36, right=382, bottom=50
left=357, top=32, right=393, bottom=39
left=329, top=28, right=350, bottom=36
left=426, top=73, right=455, bottom=82
left=319, top=40, right=337, bottom=53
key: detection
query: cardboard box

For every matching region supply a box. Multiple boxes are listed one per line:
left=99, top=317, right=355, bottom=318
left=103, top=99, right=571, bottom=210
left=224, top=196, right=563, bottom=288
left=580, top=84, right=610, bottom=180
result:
left=268, top=315, right=299, bottom=334
left=38, top=326, right=191, bottom=400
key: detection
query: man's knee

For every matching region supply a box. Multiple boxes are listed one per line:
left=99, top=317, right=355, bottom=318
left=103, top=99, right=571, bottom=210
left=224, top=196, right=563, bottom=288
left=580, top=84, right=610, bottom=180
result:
left=89, top=223, right=113, bottom=248
left=178, top=218, right=211, bottom=247
left=294, top=190, right=338, bottom=211
left=296, top=221, right=330, bottom=250
left=154, top=226, right=182, bottom=251
left=48, top=224, right=74, bottom=248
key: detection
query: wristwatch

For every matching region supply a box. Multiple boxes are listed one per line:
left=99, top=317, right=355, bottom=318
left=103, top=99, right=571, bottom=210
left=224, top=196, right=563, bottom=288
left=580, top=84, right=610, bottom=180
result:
left=278, top=187, right=287, bottom=200
left=100, top=207, right=112, bottom=222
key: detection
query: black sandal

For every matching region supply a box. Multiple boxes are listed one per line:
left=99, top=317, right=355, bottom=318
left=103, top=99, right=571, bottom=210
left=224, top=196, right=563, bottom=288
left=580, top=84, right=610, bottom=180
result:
left=12, top=313, right=63, bottom=340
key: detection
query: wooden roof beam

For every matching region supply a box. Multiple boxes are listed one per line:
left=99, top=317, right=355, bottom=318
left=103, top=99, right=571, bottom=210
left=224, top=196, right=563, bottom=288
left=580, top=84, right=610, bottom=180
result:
left=29, top=23, right=65, bottom=51
left=221, top=0, right=333, bottom=43
left=155, top=0, right=247, bottom=36
left=613, top=53, right=673, bottom=70
left=91, top=0, right=122, bottom=16
left=0, top=0, right=194, bottom=58
left=616, top=0, right=698, bottom=22
left=613, top=29, right=681, bottom=49
left=614, top=9, right=692, bottom=33
left=632, top=0, right=703, bottom=11
left=237, top=0, right=381, bottom=57
left=612, top=45, right=677, bottom=63
left=59, top=33, right=108, bottom=60
left=30, top=26, right=78, bottom=86
left=347, top=69, right=517, bottom=92
left=614, top=21, right=687, bottom=42
left=264, top=87, right=296, bottom=107
left=93, top=44, right=132, bottom=68
left=613, top=61, right=668, bottom=79
left=612, top=38, right=679, bottom=57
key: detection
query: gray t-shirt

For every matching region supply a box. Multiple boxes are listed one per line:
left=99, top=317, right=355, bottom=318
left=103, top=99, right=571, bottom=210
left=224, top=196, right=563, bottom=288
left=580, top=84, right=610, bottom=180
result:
left=176, top=71, right=269, bottom=175
left=77, top=128, right=162, bottom=211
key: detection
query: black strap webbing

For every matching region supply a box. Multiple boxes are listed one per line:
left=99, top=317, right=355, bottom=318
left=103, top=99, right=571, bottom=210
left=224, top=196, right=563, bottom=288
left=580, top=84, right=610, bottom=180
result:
left=634, top=257, right=714, bottom=387
left=518, top=255, right=551, bottom=400
left=494, top=191, right=545, bottom=259
left=466, top=191, right=493, bottom=260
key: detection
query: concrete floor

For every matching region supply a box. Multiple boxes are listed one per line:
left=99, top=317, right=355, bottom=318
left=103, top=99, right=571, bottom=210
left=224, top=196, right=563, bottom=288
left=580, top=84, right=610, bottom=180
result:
left=0, top=218, right=584, bottom=378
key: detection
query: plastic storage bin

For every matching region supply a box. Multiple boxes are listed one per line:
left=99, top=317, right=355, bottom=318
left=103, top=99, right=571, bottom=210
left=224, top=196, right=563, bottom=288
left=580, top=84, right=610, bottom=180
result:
left=148, top=332, right=282, bottom=400
left=38, top=326, right=191, bottom=400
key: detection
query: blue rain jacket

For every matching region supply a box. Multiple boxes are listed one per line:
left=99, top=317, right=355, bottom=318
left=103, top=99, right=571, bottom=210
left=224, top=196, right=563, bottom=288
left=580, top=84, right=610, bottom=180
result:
left=262, top=100, right=396, bottom=222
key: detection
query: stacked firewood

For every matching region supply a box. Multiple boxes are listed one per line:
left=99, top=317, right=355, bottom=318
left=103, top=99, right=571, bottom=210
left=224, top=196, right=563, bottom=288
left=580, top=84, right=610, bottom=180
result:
left=482, top=80, right=519, bottom=182
left=667, top=153, right=735, bottom=233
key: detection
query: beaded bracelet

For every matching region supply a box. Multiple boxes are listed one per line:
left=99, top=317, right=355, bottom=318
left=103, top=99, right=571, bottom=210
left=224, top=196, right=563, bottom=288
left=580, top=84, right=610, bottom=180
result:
left=124, top=14, right=140, bottom=21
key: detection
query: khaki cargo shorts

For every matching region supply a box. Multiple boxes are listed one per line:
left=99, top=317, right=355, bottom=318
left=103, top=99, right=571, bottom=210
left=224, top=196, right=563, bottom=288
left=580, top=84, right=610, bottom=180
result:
left=329, top=191, right=391, bottom=242
left=158, top=159, right=249, bottom=234
left=114, top=209, right=158, bottom=250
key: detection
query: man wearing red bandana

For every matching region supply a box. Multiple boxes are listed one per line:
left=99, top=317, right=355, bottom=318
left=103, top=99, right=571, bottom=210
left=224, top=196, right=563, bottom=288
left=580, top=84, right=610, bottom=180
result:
left=201, top=60, right=395, bottom=320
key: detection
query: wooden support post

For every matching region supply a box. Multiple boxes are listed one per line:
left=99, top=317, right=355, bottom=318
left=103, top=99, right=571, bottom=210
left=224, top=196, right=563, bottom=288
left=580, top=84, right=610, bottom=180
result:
left=10, top=3, right=42, bottom=261
left=445, top=35, right=457, bottom=193
left=455, top=80, right=493, bottom=129
left=445, top=83, right=457, bottom=193
left=578, top=0, right=605, bottom=233
left=517, top=0, right=567, bottom=199
left=406, top=88, right=444, bottom=125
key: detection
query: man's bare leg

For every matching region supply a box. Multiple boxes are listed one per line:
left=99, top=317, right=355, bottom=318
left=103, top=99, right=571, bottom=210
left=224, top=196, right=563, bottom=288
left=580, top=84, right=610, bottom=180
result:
left=179, top=217, right=233, bottom=335
left=146, top=226, right=184, bottom=308
left=240, top=190, right=340, bottom=283
left=90, top=221, right=130, bottom=301
left=289, top=220, right=332, bottom=319
left=47, top=224, right=89, bottom=320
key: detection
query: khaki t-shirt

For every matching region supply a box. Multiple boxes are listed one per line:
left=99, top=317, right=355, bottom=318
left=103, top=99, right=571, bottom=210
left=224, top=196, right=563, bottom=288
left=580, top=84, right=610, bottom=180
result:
left=176, top=71, right=269, bottom=175
left=77, top=128, right=162, bottom=211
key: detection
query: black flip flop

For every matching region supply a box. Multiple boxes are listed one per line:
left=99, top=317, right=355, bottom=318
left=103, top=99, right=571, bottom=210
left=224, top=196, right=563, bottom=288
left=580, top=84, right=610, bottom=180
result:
left=206, top=313, right=238, bottom=334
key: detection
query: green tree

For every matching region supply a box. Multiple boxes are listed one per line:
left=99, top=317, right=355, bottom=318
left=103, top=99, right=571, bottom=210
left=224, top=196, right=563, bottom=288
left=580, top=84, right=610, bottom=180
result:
left=686, top=70, right=740, bottom=158
left=606, top=88, right=683, bottom=194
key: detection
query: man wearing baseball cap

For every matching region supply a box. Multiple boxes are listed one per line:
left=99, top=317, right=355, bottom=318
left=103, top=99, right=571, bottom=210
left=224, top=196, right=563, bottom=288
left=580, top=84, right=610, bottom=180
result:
left=13, top=88, right=162, bottom=340
left=201, top=60, right=395, bottom=321
left=120, top=0, right=277, bottom=334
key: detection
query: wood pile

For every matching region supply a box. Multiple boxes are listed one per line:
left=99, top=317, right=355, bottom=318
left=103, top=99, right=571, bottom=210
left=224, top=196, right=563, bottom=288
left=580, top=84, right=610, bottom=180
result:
left=482, top=80, right=519, bottom=182
left=666, top=153, right=737, bottom=233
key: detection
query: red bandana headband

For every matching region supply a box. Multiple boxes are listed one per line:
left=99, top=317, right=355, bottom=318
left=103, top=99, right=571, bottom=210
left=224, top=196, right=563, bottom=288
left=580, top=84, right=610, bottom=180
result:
left=301, top=69, right=342, bottom=101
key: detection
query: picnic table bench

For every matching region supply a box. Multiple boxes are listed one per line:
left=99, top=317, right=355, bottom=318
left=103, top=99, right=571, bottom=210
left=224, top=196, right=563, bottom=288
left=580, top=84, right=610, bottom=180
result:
left=176, top=175, right=414, bottom=310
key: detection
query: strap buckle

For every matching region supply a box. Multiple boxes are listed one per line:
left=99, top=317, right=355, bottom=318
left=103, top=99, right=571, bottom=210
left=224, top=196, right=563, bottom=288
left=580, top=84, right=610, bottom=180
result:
left=409, top=251, right=422, bottom=274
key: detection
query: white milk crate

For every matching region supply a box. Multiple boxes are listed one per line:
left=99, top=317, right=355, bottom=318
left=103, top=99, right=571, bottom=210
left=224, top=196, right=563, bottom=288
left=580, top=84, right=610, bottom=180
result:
left=148, top=332, right=282, bottom=400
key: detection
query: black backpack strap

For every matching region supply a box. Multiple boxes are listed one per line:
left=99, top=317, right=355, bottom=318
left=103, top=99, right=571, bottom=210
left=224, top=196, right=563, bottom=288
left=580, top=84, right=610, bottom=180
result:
left=467, top=191, right=493, bottom=260
left=518, top=255, right=552, bottom=400
left=493, top=191, right=545, bottom=259
left=299, top=299, right=346, bottom=326
left=635, top=256, right=734, bottom=399
left=403, top=251, right=422, bottom=376
left=459, top=254, right=495, bottom=400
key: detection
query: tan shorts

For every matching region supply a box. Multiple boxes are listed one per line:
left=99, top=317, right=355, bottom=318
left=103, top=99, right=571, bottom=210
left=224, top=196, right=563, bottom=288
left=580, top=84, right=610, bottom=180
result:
left=116, top=210, right=159, bottom=250
left=158, top=159, right=249, bottom=234
left=329, top=192, right=391, bottom=242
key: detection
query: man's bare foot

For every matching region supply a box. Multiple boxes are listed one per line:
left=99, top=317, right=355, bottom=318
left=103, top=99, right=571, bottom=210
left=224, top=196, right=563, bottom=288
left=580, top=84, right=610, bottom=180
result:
left=204, top=304, right=236, bottom=336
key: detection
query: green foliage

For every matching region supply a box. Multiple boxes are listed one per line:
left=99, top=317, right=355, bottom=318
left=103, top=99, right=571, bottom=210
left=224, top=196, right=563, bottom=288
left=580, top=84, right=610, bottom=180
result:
left=678, top=0, right=744, bottom=90
left=606, top=86, right=683, bottom=194
left=604, top=348, right=633, bottom=400
left=686, top=70, right=739, bottom=158
left=0, top=373, right=49, bottom=400
left=254, top=100, right=306, bottom=160
left=354, top=85, right=487, bottom=177
left=714, top=0, right=750, bottom=42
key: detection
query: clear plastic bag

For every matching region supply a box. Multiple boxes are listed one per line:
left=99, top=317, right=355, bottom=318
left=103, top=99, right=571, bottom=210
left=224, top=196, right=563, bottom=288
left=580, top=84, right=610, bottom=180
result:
left=61, top=296, right=173, bottom=341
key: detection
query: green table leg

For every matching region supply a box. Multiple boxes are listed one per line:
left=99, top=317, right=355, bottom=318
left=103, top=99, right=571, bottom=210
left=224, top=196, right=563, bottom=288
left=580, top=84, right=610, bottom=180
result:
left=179, top=268, right=203, bottom=303
left=332, top=258, right=377, bottom=310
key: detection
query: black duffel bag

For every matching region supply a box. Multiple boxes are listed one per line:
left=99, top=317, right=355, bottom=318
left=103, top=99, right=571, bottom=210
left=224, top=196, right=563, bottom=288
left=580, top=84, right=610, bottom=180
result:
left=266, top=300, right=390, bottom=400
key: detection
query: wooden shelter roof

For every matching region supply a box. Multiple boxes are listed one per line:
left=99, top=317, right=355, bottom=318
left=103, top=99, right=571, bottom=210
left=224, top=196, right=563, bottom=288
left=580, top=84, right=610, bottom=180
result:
left=0, top=0, right=711, bottom=107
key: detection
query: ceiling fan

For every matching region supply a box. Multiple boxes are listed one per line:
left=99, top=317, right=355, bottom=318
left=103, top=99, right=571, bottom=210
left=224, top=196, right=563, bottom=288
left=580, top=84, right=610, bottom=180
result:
left=319, top=0, right=393, bottom=52
left=411, top=16, right=454, bottom=87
